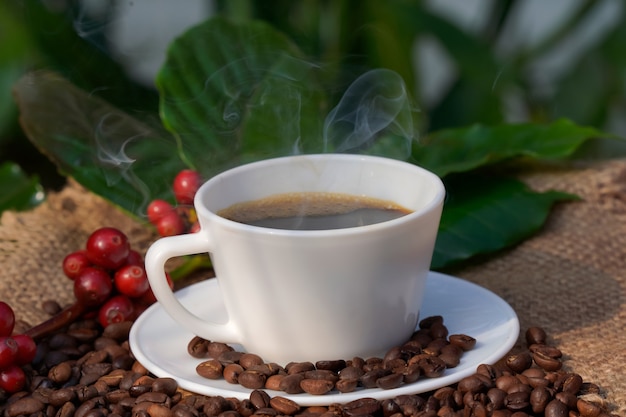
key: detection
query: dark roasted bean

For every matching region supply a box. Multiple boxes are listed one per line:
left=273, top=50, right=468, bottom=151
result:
left=187, top=336, right=210, bottom=358
left=223, top=363, right=244, bottom=384
left=286, top=361, right=315, bottom=375
left=239, top=353, right=263, bottom=369
left=300, top=378, right=335, bottom=395
left=335, top=378, right=358, bottom=393
left=5, top=397, right=45, bottom=417
left=342, top=398, right=381, bottom=416
left=196, top=359, right=224, bottom=379
left=376, top=372, right=403, bottom=390
left=315, top=359, right=346, bottom=372
left=525, top=327, right=547, bottom=346
left=506, top=352, right=533, bottom=373
left=237, top=370, right=266, bottom=389
left=269, top=396, right=300, bottom=415
left=279, top=373, right=305, bottom=394
left=249, top=389, right=270, bottom=409
left=544, top=399, right=569, bottom=417
left=152, top=377, right=178, bottom=396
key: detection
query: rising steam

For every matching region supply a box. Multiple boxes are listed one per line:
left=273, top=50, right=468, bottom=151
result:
left=323, top=69, right=417, bottom=158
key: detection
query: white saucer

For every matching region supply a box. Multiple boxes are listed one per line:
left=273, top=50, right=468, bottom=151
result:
left=129, top=271, right=519, bottom=406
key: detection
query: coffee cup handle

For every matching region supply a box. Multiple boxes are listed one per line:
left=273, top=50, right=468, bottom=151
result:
left=144, top=233, right=241, bottom=344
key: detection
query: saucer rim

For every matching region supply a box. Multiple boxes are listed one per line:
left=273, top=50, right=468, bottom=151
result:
left=129, top=271, right=519, bottom=406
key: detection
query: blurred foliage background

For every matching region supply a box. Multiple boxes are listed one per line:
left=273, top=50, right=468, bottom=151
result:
left=2, top=0, right=626, bottom=192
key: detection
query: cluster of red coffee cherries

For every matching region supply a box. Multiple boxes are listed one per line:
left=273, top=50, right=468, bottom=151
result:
left=0, top=302, right=36, bottom=393
left=62, top=227, right=172, bottom=329
left=146, top=169, right=203, bottom=236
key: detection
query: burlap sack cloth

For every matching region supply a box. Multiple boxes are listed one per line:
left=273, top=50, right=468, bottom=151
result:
left=1, top=160, right=625, bottom=413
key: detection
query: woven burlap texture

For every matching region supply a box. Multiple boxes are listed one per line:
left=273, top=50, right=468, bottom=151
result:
left=453, top=159, right=626, bottom=414
left=0, top=162, right=625, bottom=413
left=0, top=179, right=156, bottom=328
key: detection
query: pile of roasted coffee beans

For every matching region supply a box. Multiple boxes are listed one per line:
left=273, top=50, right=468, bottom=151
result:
left=0, top=310, right=617, bottom=417
left=189, top=316, right=477, bottom=394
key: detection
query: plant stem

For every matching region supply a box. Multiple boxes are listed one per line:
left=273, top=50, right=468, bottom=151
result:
left=24, top=302, right=87, bottom=341
left=169, top=254, right=213, bottom=282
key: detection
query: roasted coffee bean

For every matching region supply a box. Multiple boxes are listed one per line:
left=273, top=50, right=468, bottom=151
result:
left=439, top=344, right=463, bottom=368
left=239, top=353, right=264, bottom=369
left=419, top=315, right=444, bottom=329
left=246, top=363, right=278, bottom=377
left=399, top=339, right=422, bottom=356
left=188, top=336, right=210, bottom=358
left=532, top=350, right=562, bottom=371
left=343, top=398, right=381, bottom=416
left=222, top=363, right=243, bottom=384
left=363, top=356, right=384, bottom=371
left=410, top=329, right=433, bottom=348
left=249, top=389, right=270, bottom=409
left=203, top=395, right=232, bottom=416
left=577, top=399, right=603, bottom=417
left=418, top=355, right=446, bottom=378
left=555, top=391, right=577, bottom=409
left=48, top=361, right=72, bottom=383
left=458, top=375, right=489, bottom=393
left=56, top=401, right=76, bottom=417
left=561, top=372, right=583, bottom=394
left=360, top=368, right=391, bottom=388
left=525, top=327, right=547, bottom=346
left=102, top=321, right=133, bottom=341
left=376, top=372, right=404, bottom=390
left=530, top=386, right=551, bottom=414
left=5, top=397, right=45, bottom=417
left=429, top=322, right=449, bottom=339
left=237, top=370, right=266, bottom=389
left=265, top=374, right=284, bottom=391
left=544, top=399, right=569, bottom=417
left=504, top=391, right=530, bottom=411
left=339, top=366, right=364, bottom=380
left=304, top=369, right=339, bottom=382
left=205, top=342, right=233, bottom=359
left=315, top=359, right=346, bottom=372
left=402, top=363, right=421, bottom=384
left=530, top=344, right=562, bottom=358
left=218, top=350, right=244, bottom=365
left=196, top=359, right=224, bottom=379
left=269, top=396, right=300, bottom=415
left=279, top=373, right=305, bottom=394
left=506, top=352, right=533, bottom=373
left=476, top=363, right=501, bottom=380
left=152, top=377, right=178, bottom=396
left=335, top=378, right=358, bottom=393
left=300, top=378, right=335, bottom=395
left=286, top=361, right=316, bottom=375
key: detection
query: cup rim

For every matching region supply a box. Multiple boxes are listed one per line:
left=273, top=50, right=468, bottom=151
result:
left=194, top=154, right=445, bottom=236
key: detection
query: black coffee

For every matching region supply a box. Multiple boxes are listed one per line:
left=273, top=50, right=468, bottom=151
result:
left=217, top=192, right=412, bottom=230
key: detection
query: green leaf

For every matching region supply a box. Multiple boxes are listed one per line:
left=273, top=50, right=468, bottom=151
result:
left=157, top=17, right=327, bottom=175
left=411, top=119, right=607, bottom=177
left=432, top=175, right=576, bottom=270
left=0, top=162, right=44, bottom=214
left=13, top=70, right=186, bottom=217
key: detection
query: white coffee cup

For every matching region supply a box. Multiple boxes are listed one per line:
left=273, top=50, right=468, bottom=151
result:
left=144, top=154, right=445, bottom=364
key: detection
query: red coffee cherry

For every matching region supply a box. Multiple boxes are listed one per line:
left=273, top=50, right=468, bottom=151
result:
left=173, top=169, right=202, bottom=205
left=73, top=267, right=114, bottom=308
left=85, top=227, right=130, bottom=270
left=0, top=302, right=15, bottom=337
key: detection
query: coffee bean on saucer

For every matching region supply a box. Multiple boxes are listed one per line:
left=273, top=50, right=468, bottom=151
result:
left=187, top=336, right=210, bottom=358
left=196, top=359, right=223, bottom=379
left=449, top=334, right=476, bottom=351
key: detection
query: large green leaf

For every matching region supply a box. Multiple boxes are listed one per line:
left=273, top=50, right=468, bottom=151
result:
left=432, top=175, right=576, bottom=270
left=411, top=119, right=606, bottom=177
left=13, top=71, right=186, bottom=217
left=157, top=17, right=327, bottom=175
left=0, top=162, right=44, bottom=214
